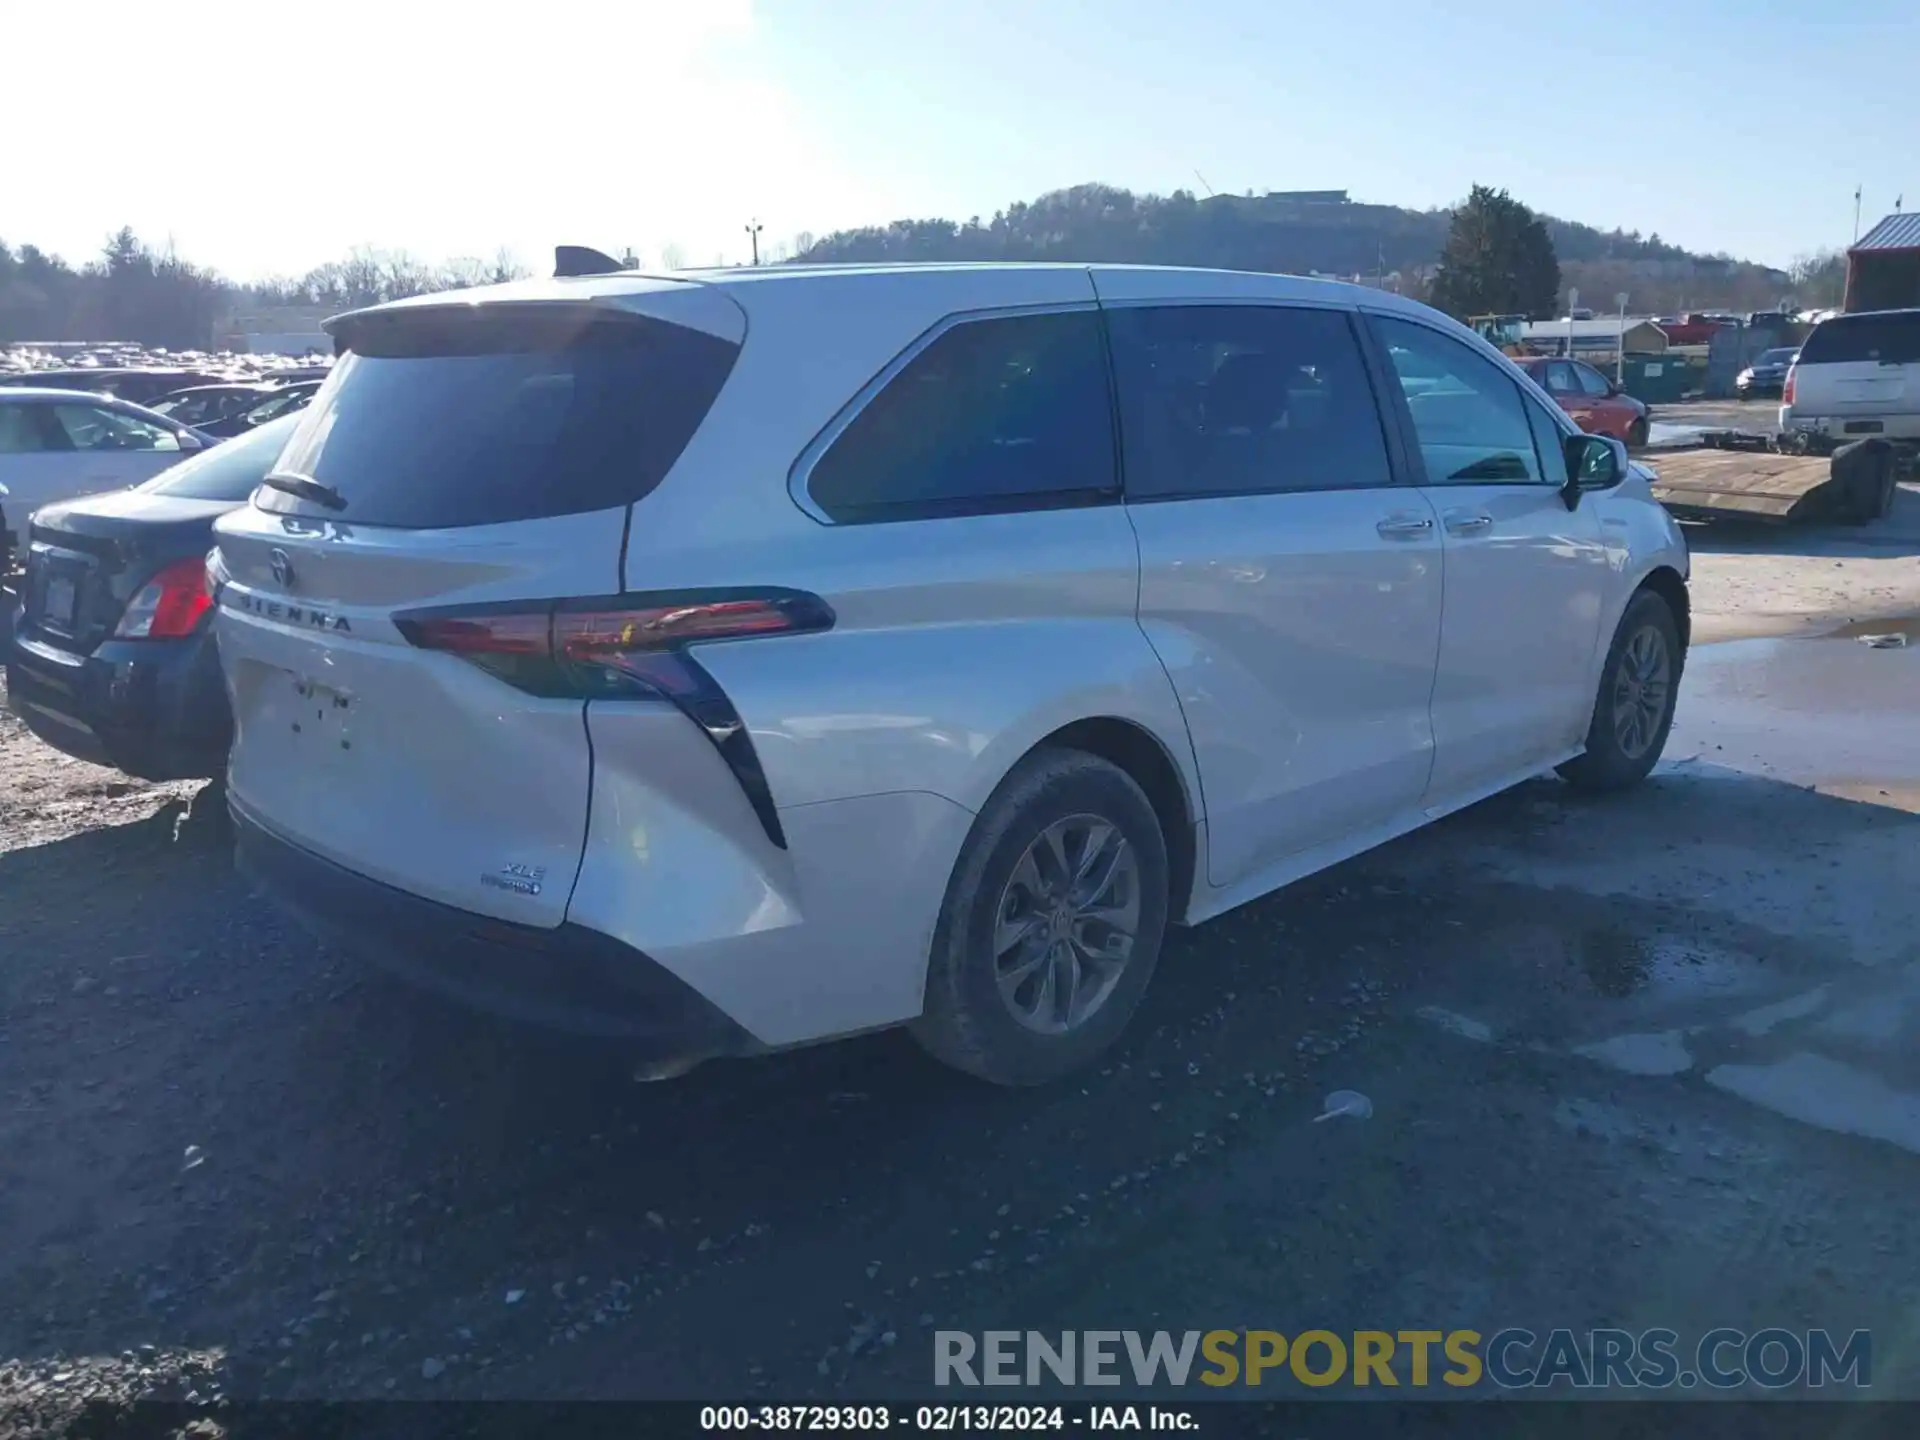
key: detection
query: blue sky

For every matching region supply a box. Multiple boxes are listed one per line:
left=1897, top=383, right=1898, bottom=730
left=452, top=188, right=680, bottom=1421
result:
left=11, top=0, right=1915, bottom=279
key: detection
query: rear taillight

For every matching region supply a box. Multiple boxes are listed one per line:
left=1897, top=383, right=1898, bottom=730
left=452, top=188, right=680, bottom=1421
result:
left=1782, top=366, right=1796, bottom=405
left=394, top=590, right=835, bottom=849
left=115, top=556, right=215, bottom=639
left=395, top=591, right=833, bottom=698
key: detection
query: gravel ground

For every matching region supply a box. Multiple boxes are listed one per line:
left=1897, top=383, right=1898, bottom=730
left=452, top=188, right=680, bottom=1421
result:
left=3, top=522, right=1918, bottom=1430
left=1684, top=481, right=1920, bottom=643
left=1650, top=397, right=1783, bottom=436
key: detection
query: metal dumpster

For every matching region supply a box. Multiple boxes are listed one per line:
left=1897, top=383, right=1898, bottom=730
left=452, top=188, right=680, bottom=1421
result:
left=1621, top=354, right=1697, bottom=404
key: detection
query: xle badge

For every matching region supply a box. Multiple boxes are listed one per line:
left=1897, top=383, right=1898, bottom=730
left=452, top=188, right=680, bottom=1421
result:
left=481, top=863, right=546, bottom=897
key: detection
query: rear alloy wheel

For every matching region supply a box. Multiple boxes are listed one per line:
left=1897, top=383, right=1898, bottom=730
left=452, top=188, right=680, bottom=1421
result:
left=913, top=749, right=1169, bottom=1086
left=992, top=815, right=1142, bottom=1035
left=1558, top=590, right=1682, bottom=793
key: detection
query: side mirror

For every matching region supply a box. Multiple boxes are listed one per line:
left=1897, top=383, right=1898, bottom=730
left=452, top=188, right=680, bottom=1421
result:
left=176, top=431, right=205, bottom=453
left=1561, top=433, right=1626, bottom=509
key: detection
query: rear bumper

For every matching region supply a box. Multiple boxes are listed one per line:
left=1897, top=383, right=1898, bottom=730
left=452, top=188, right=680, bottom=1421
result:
left=4, top=624, right=230, bottom=780
left=1781, top=407, right=1920, bottom=443
left=230, top=796, right=760, bottom=1059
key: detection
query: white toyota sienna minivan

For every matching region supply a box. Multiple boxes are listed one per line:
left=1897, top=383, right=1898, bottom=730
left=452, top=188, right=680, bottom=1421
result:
left=211, top=260, right=1690, bottom=1085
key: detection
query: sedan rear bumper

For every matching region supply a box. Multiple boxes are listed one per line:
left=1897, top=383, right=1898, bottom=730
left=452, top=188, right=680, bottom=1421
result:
left=230, top=795, right=760, bottom=1060
left=4, top=625, right=230, bottom=780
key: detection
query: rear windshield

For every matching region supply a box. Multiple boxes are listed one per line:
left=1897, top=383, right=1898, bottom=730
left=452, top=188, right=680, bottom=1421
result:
left=257, top=306, right=741, bottom=529
left=137, top=414, right=299, bottom=501
left=1798, top=312, right=1920, bottom=365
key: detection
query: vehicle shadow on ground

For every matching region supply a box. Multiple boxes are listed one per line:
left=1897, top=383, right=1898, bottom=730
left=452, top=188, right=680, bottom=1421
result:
left=1, top=766, right=1912, bottom=1400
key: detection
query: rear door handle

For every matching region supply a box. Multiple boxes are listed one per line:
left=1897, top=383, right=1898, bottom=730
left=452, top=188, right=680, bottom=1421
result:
left=1444, top=512, right=1494, bottom=535
left=1376, top=515, right=1435, bottom=537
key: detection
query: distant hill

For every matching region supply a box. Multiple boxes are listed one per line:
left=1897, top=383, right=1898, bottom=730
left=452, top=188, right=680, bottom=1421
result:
left=793, top=184, right=1792, bottom=315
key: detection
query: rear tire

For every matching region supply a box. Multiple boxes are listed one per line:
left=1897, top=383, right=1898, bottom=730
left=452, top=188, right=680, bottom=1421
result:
left=1558, top=590, right=1683, bottom=794
left=177, top=776, right=233, bottom=842
left=912, top=748, right=1169, bottom=1087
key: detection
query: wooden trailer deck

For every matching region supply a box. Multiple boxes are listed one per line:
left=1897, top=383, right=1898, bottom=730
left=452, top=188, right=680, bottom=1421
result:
left=1642, top=437, right=1904, bottom=525
left=1643, top=447, right=1838, bottom=523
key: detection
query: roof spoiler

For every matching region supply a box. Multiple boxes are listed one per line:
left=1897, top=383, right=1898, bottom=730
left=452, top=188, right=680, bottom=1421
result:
left=554, top=245, right=626, bottom=279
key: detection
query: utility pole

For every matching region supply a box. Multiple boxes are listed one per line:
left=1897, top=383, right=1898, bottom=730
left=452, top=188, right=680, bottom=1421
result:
left=1615, top=293, right=1629, bottom=386
left=1854, top=186, right=1863, bottom=243
left=744, top=219, right=764, bottom=267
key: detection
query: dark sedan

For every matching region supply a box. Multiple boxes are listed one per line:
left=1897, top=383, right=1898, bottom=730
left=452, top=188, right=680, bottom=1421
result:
left=5, top=415, right=297, bottom=780
left=1736, top=346, right=1799, bottom=400
left=195, top=380, right=323, bottom=438
left=149, top=382, right=284, bottom=430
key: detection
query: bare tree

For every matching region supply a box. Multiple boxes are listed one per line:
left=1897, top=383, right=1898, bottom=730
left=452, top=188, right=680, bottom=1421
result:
left=490, top=247, right=528, bottom=284
left=379, top=250, right=435, bottom=299
left=660, top=243, right=686, bottom=272
left=440, top=256, right=495, bottom=290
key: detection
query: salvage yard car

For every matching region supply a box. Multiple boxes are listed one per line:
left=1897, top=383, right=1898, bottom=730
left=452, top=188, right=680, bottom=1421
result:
left=212, top=260, right=1691, bottom=1086
left=202, top=379, right=322, bottom=437
left=6, top=415, right=300, bottom=780
left=1513, top=357, right=1652, bottom=448
left=151, top=382, right=287, bottom=429
left=1782, top=308, right=1920, bottom=447
left=0, top=387, right=215, bottom=559
left=1735, top=346, right=1798, bottom=401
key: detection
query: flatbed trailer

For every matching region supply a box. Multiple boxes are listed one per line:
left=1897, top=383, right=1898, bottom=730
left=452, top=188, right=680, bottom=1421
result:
left=1644, top=436, right=1902, bottom=525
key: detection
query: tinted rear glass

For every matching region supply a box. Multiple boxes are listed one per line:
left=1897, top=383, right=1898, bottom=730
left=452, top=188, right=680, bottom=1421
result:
left=807, top=310, right=1115, bottom=524
left=257, top=306, right=741, bottom=529
left=1798, top=313, right=1920, bottom=365
left=1108, top=304, right=1393, bottom=499
left=139, top=414, right=298, bottom=501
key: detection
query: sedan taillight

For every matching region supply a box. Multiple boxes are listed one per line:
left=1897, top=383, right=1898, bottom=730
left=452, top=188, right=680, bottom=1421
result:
left=115, top=556, right=215, bottom=639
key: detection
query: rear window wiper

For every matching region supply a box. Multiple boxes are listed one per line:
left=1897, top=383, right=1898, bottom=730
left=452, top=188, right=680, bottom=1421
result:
left=261, top=471, right=348, bottom=511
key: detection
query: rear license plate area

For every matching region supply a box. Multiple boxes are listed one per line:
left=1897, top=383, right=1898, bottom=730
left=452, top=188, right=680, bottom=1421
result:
left=286, top=672, right=356, bottom=751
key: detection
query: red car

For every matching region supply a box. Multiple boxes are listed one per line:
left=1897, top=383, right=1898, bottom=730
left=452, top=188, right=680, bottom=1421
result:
left=1516, top=358, right=1651, bottom=449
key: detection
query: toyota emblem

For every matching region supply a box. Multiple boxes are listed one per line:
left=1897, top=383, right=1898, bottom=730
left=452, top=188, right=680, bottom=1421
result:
left=269, top=548, right=295, bottom=589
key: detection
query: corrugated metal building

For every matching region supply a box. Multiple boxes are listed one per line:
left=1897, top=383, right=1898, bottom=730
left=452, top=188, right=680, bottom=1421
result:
left=1846, top=213, right=1920, bottom=313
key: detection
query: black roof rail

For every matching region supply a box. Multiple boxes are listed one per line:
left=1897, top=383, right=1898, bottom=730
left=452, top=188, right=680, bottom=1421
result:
left=554, top=245, right=626, bottom=278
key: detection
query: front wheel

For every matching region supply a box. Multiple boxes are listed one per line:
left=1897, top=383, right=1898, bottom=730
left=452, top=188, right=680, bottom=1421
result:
left=912, top=748, right=1170, bottom=1086
left=1626, top=416, right=1650, bottom=450
left=1558, top=590, right=1683, bottom=793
